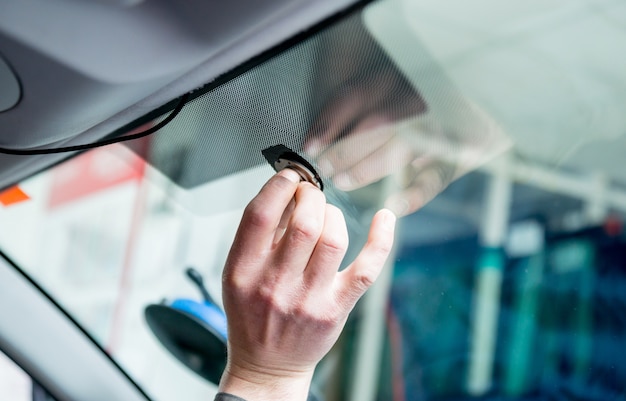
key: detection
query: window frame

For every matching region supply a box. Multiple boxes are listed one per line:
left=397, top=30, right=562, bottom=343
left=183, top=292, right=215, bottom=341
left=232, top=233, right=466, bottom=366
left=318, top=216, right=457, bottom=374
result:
left=0, top=249, right=150, bottom=401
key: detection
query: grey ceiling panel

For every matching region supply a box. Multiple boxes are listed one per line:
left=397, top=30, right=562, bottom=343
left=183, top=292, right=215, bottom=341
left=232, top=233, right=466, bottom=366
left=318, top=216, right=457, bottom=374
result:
left=0, top=32, right=172, bottom=148
left=0, top=53, right=20, bottom=112
left=0, top=0, right=363, bottom=188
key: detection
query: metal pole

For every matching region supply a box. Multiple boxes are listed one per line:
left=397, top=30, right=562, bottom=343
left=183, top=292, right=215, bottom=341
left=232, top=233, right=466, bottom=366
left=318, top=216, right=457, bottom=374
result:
left=467, top=154, right=512, bottom=395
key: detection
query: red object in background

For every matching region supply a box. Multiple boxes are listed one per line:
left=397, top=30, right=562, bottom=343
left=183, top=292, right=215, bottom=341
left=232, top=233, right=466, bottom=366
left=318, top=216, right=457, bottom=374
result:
left=47, top=146, right=145, bottom=209
left=604, top=215, right=623, bottom=237
left=0, top=186, right=30, bottom=207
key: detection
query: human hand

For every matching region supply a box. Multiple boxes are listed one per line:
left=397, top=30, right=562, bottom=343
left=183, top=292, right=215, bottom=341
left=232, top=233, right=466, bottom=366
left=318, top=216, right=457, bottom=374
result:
left=304, top=99, right=510, bottom=217
left=218, top=169, right=396, bottom=401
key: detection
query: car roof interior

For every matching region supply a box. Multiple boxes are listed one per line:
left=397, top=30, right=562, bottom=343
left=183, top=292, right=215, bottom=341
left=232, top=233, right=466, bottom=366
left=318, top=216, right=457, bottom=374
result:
left=0, top=0, right=365, bottom=189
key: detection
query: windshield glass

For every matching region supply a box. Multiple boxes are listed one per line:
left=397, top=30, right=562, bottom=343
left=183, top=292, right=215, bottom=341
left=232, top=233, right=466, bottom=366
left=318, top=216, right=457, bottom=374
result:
left=1, top=0, right=626, bottom=400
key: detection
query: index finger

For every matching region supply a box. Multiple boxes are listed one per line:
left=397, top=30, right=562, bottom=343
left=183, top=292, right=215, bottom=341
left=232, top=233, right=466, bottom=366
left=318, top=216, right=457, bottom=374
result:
left=227, top=169, right=301, bottom=268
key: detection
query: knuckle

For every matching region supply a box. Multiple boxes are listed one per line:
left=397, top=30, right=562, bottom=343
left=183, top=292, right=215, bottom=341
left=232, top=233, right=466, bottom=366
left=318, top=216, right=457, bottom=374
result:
left=320, top=231, right=349, bottom=253
left=291, top=216, right=322, bottom=242
left=257, top=285, right=276, bottom=304
left=257, top=285, right=291, bottom=314
left=353, top=270, right=376, bottom=291
left=222, top=270, right=240, bottom=289
left=243, top=201, right=273, bottom=229
left=256, top=285, right=281, bottom=309
left=222, top=270, right=249, bottom=296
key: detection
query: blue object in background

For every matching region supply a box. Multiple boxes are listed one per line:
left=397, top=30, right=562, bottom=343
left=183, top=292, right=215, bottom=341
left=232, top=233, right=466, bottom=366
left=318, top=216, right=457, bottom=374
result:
left=169, top=298, right=228, bottom=342
left=144, top=267, right=228, bottom=385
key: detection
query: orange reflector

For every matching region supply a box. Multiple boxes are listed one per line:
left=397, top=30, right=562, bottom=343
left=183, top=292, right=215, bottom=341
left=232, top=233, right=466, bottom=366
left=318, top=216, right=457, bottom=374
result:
left=0, top=186, right=30, bottom=206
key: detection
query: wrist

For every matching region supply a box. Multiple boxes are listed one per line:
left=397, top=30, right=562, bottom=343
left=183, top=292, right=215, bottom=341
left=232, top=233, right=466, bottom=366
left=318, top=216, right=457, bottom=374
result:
left=218, top=361, right=313, bottom=401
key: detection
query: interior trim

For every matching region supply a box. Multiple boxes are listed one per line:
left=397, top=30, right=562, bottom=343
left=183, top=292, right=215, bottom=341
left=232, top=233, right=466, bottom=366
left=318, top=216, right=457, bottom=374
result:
left=99, top=0, right=374, bottom=145
left=0, top=249, right=150, bottom=401
left=0, top=0, right=370, bottom=190
left=0, top=53, right=21, bottom=113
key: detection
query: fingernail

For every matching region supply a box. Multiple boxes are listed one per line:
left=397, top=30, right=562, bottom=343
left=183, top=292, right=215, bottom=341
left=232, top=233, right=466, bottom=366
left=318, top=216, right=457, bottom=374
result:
left=278, top=168, right=301, bottom=183
left=333, top=173, right=354, bottom=191
left=385, top=195, right=410, bottom=217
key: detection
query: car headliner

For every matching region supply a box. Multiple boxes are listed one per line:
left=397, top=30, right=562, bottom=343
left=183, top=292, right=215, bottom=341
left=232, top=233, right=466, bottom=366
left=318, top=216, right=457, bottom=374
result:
left=0, top=0, right=366, bottom=189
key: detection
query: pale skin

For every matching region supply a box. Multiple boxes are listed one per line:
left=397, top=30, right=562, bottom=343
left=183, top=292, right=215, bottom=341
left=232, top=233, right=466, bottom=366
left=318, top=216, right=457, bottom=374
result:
left=218, top=168, right=397, bottom=401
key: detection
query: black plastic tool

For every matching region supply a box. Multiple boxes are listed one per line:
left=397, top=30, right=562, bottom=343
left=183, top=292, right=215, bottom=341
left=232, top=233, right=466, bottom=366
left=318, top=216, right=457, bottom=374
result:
left=262, top=144, right=324, bottom=191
